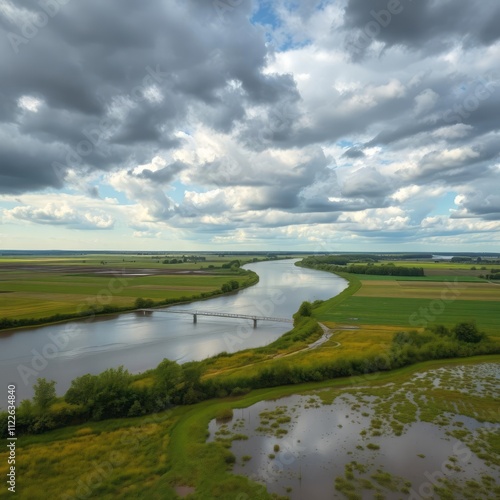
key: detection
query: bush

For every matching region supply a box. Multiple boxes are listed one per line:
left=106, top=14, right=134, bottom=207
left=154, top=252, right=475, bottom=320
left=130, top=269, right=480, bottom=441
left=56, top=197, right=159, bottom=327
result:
left=230, top=387, right=251, bottom=397
left=128, top=400, right=144, bottom=417
left=215, top=408, right=233, bottom=421
left=297, top=301, right=312, bottom=317
left=223, top=451, right=236, bottom=464
left=453, top=322, right=485, bottom=343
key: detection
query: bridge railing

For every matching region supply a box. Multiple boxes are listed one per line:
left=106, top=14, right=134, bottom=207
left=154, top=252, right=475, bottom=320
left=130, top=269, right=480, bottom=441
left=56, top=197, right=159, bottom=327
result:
left=139, top=309, right=293, bottom=323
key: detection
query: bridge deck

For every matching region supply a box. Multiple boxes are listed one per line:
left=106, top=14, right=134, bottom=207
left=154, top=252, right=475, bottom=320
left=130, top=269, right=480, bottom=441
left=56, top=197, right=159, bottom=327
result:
left=140, top=309, right=293, bottom=323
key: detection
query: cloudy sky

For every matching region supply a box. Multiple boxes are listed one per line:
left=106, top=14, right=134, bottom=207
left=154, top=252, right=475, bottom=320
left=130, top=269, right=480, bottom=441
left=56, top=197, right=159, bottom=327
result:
left=1, top=0, right=499, bottom=251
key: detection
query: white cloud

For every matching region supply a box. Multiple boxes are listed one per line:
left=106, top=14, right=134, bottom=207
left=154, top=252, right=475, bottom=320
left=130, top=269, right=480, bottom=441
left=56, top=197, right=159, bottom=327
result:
left=4, top=203, right=114, bottom=230
left=1, top=0, right=499, bottom=250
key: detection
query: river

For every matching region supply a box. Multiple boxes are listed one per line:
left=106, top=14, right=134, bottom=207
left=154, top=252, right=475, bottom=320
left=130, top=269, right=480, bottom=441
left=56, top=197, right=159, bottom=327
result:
left=0, top=259, right=347, bottom=405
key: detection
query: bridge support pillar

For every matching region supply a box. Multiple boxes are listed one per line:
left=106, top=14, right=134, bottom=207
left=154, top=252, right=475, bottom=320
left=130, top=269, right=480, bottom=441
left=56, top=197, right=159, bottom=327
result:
left=253, top=319, right=257, bottom=328
left=193, top=314, right=197, bottom=324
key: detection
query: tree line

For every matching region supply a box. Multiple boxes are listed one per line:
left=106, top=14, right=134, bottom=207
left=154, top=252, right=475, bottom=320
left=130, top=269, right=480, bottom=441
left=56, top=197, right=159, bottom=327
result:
left=300, top=257, right=424, bottom=276
left=2, top=312, right=497, bottom=439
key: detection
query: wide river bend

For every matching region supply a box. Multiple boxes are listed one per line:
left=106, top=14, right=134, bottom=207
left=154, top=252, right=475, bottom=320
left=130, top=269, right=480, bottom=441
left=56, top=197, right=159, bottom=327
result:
left=0, top=259, right=347, bottom=405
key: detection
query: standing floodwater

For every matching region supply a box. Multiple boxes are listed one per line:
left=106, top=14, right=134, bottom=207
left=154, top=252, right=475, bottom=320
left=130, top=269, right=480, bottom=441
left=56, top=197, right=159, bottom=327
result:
left=208, top=363, right=500, bottom=499
left=0, top=260, right=347, bottom=404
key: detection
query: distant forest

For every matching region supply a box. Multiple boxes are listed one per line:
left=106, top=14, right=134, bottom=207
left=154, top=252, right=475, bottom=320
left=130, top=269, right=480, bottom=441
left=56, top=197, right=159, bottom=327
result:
left=301, top=256, right=424, bottom=277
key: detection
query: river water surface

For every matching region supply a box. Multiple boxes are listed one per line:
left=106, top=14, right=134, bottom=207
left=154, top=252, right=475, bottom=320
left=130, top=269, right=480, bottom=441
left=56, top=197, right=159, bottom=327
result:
left=0, top=259, right=347, bottom=404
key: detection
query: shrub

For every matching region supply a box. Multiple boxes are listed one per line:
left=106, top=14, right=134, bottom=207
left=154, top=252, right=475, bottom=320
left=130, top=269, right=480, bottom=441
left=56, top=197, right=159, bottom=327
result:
left=297, top=301, right=312, bottom=317
left=230, top=387, right=251, bottom=397
left=215, top=408, right=233, bottom=422
left=453, top=322, right=485, bottom=343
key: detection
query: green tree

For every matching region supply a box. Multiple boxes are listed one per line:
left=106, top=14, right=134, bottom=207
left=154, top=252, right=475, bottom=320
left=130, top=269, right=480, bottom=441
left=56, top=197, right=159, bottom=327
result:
left=65, top=367, right=133, bottom=419
left=298, top=301, right=312, bottom=317
left=453, top=322, right=484, bottom=343
left=65, top=373, right=97, bottom=406
left=33, top=378, right=56, bottom=412
left=155, top=359, right=183, bottom=395
left=128, top=400, right=144, bottom=417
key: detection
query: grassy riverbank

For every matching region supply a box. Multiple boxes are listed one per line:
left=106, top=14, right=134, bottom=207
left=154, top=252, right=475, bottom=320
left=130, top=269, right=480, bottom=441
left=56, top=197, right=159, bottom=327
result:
left=2, top=355, right=498, bottom=499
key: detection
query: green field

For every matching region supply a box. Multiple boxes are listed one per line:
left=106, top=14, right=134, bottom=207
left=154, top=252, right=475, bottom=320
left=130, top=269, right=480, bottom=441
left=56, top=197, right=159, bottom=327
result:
left=316, top=297, right=500, bottom=334
left=308, top=262, right=500, bottom=337
left=0, top=253, right=266, bottom=323
left=355, top=274, right=487, bottom=282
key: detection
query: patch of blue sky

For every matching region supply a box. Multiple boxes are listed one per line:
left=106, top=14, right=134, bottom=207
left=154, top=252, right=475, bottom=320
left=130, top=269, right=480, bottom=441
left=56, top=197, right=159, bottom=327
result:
left=251, top=0, right=280, bottom=29
left=427, top=192, right=458, bottom=217
left=251, top=0, right=311, bottom=50
left=168, top=180, right=188, bottom=204
left=97, top=185, right=129, bottom=204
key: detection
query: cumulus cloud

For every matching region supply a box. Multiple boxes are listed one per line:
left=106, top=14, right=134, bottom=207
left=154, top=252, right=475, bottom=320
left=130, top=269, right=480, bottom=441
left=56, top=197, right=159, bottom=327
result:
left=1, top=0, right=499, bottom=249
left=4, top=203, right=114, bottom=230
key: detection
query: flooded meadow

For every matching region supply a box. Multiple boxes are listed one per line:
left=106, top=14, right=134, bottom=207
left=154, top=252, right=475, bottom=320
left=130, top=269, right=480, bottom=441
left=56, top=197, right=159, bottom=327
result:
left=208, top=362, right=500, bottom=499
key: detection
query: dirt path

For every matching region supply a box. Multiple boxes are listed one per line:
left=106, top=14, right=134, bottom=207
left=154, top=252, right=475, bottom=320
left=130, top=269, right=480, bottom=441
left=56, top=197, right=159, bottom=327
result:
left=275, top=322, right=341, bottom=359
left=206, top=322, right=348, bottom=378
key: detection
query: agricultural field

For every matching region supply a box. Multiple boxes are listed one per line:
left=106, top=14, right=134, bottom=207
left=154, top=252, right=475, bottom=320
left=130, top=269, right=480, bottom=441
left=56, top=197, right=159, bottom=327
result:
left=0, top=253, right=262, bottom=322
left=311, top=261, right=500, bottom=337
left=316, top=295, right=500, bottom=336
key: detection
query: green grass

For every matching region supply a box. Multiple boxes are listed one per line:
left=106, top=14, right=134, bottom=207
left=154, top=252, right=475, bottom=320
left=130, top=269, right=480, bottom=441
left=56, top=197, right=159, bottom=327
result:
left=0, top=271, right=253, bottom=321
left=373, top=260, right=500, bottom=271
left=5, top=356, right=498, bottom=499
left=356, top=274, right=487, bottom=282
left=315, top=296, right=500, bottom=335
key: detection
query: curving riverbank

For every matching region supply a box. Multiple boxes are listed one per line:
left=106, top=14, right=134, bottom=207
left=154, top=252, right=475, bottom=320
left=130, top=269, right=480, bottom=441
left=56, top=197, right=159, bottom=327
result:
left=0, top=260, right=348, bottom=405
left=0, top=270, right=259, bottom=333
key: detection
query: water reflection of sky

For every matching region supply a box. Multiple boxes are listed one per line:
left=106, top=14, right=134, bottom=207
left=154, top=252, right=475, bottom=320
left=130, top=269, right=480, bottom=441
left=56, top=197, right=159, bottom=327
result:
left=0, top=260, right=347, bottom=404
left=209, top=384, right=500, bottom=500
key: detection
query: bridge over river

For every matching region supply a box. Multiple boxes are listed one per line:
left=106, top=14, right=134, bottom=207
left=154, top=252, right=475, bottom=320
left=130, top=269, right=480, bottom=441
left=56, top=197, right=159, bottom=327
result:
left=139, top=309, right=294, bottom=328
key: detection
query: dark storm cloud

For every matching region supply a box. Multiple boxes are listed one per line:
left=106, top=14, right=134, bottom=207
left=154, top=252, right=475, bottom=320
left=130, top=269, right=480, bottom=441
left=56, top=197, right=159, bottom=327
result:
left=451, top=173, right=500, bottom=221
left=0, top=126, right=64, bottom=193
left=343, top=0, right=500, bottom=57
left=343, top=147, right=365, bottom=159
left=0, top=0, right=298, bottom=193
left=137, top=161, right=187, bottom=184
left=341, top=167, right=393, bottom=198
left=365, top=72, right=500, bottom=150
